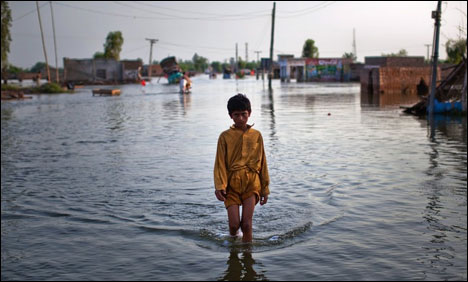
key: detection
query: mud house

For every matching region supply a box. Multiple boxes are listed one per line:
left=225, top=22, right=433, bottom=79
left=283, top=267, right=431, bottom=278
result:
left=63, top=58, right=142, bottom=84
left=360, top=56, right=437, bottom=106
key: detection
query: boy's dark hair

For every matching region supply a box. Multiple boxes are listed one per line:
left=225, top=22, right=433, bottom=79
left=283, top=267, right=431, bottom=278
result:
left=227, top=93, right=251, bottom=115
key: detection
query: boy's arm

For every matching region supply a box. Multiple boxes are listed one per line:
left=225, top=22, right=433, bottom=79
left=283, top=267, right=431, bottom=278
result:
left=214, top=134, right=228, bottom=194
left=259, top=134, right=270, bottom=197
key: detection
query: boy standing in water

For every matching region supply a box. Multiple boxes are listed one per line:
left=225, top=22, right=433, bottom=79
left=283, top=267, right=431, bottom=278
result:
left=214, top=94, right=270, bottom=243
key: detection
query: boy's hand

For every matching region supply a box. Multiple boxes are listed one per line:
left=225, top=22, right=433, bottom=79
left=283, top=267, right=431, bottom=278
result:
left=260, top=195, right=268, bottom=205
left=215, top=190, right=227, bottom=201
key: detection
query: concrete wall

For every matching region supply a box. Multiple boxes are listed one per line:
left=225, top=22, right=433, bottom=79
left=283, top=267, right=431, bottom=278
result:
left=64, top=58, right=141, bottom=83
left=93, top=59, right=122, bottom=82
left=64, top=58, right=94, bottom=82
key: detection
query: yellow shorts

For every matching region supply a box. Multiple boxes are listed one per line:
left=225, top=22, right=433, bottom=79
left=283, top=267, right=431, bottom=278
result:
left=225, top=169, right=261, bottom=208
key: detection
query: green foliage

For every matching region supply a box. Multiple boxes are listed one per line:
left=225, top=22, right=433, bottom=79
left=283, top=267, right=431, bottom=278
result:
left=382, top=49, right=408, bottom=57
left=93, top=52, right=106, bottom=59
left=178, top=58, right=194, bottom=72
left=210, top=61, right=222, bottom=73
left=192, top=53, right=209, bottom=72
left=445, top=38, right=466, bottom=64
left=342, top=52, right=357, bottom=62
left=1, top=1, right=12, bottom=69
left=7, top=64, right=27, bottom=75
left=39, top=82, right=66, bottom=93
left=1, top=83, right=20, bottom=91
left=30, top=62, right=47, bottom=73
left=302, top=39, right=319, bottom=58
left=36, top=82, right=66, bottom=93
left=1, top=82, right=69, bottom=94
left=103, top=31, right=124, bottom=60
left=178, top=53, right=210, bottom=72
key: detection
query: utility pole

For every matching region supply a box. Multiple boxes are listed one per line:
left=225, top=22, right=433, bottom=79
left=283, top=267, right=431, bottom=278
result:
left=245, top=42, right=248, bottom=63
left=268, top=2, right=276, bottom=90
left=352, top=28, right=357, bottom=62
left=50, top=1, right=59, bottom=83
left=146, top=38, right=158, bottom=78
left=254, top=51, right=262, bottom=80
left=254, top=51, right=262, bottom=63
left=235, top=43, right=238, bottom=74
left=424, top=44, right=432, bottom=62
left=428, top=1, right=442, bottom=117
left=36, top=1, right=51, bottom=83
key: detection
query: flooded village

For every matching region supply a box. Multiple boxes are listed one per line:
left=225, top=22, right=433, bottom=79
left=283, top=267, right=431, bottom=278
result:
left=1, top=1, right=467, bottom=281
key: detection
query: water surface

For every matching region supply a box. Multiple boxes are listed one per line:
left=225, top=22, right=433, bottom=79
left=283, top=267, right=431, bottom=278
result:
left=2, top=77, right=466, bottom=280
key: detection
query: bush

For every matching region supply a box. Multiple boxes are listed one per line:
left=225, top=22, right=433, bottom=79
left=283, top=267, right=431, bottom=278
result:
left=1, top=84, right=21, bottom=91
left=37, top=82, right=66, bottom=93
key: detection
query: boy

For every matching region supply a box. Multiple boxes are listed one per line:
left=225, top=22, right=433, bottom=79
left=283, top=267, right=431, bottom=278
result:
left=214, top=94, right=270, bottom=243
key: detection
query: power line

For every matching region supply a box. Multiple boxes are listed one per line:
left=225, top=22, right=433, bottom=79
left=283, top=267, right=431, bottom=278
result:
left=13, top=2, right=48, bottom=22
left=55, top=1, right=270, bottom=21
left=132, top=1, right=270, bottom=18
left=277, top=1, right=337, bottom=18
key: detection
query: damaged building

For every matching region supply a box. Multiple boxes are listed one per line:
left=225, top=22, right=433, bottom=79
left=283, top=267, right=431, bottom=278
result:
left=63, top=58, right=143, bottom=84
left=360, top=56, right=437, bottom=107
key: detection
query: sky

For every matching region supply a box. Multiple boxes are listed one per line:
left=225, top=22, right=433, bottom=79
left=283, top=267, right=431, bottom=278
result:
left=7, top=1, right=468, bottom=69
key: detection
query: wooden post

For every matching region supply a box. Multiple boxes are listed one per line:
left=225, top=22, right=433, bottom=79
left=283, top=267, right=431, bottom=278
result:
left=36, top=1, right=51, bottom=83
left=50, top=1, right=59, bottom=83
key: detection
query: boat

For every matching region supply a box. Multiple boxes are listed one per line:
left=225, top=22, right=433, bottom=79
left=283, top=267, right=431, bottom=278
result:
left=160, top=56, right=183, bottom=84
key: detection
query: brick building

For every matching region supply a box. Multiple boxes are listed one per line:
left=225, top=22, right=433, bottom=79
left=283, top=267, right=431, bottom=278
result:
left=360, top=56, right=437, bottom=106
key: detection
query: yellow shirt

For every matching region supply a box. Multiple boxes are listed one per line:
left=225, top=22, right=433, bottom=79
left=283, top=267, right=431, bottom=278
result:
left=214, top=125, right=270, bottom=196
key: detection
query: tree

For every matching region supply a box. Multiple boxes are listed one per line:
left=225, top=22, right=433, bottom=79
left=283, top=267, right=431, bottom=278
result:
left=382, top=49, right=408, bottom=57
left=192, top=53, right=208, bottom=72
left=342, top=52, right=357, bottom=62
left=302, top=39, right=319, bottom=58
left=103, top=31, right=124, bottom=60
left=30, top=62, right=47, bottom=73
left=210, top=61, right=222, bottom=73
left=93, top=52, right=105, bottom=59
left=446, top=38, right=466, bottom=64
left=1, top=1, right=12, bottom=70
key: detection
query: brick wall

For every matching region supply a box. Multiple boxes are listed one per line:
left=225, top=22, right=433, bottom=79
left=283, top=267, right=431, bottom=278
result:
left=361, top=66, right=437, bottom=106
left=365, top=56, right=425, bottom=67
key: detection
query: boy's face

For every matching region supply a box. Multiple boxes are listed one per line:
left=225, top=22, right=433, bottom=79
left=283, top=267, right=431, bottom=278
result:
left=230, top=110, right=251, bottom=128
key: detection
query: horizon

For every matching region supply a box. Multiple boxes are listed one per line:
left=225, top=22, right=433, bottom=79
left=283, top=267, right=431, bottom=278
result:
left=6, top=1, right=467, bottom=69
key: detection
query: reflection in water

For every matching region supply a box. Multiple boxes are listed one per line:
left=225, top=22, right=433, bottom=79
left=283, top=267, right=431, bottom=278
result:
left=421, top=114, right=467, bottom=276
left=105, top=102, right=127, bottom=132
left=179, top=93, right=191, bottom=115
left=219, top=247, right=268, bottom=281
left=261, top=88, right=276, bottom=141
left=426, top=114, right=467, bottom=144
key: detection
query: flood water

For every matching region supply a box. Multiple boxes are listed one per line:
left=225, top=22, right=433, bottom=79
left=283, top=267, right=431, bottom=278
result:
left=1, top=77, right=467, bottom=281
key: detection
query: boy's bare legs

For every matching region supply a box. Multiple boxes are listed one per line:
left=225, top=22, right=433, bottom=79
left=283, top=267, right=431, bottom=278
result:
left=227, top=205, right=241, bottom=236
left=241, top=195, right=256, bottom=242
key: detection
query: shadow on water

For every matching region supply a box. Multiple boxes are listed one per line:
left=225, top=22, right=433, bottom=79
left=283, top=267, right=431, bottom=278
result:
left=218, top=245, right=268, bottom=281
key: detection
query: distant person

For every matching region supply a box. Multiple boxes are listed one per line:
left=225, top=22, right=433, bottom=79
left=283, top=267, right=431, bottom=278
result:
left=213, top=94, right=270, bottom=243
left=417, top=77, right=429, bottom=97
left=179, top=72, right=192, bottom=93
